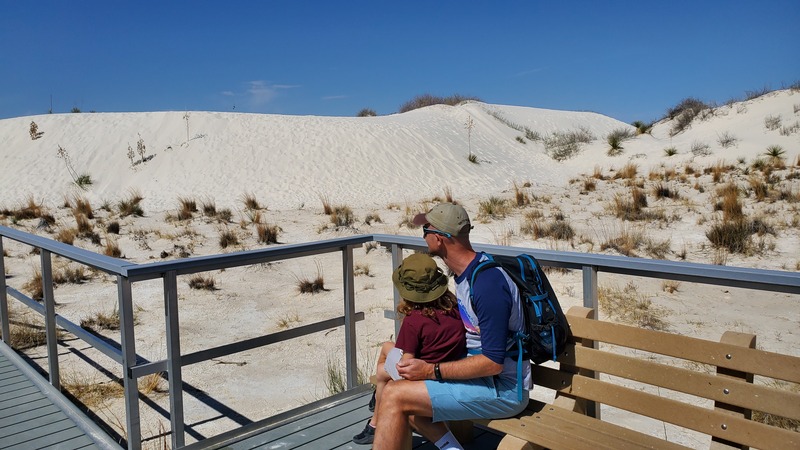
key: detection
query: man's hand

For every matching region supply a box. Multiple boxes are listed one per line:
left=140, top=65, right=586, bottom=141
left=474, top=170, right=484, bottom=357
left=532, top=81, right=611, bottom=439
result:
left=396, top=358, right=433, bottom=381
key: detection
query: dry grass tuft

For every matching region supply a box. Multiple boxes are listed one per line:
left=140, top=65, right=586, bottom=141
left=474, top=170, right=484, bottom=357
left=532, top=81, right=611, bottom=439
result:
left=118, top=190, right=144, bottom=217
left=81, top=309, right=121, bottom=331
left=241, top=192, right=262, bottom=210
left=513, top=182, right=531, bottom=206
left=297, top=263, right=326, bottom=294
left=478, top=196, right=511, bottom=219
left=256, top=223, right=281, bottom=244
left=188, top=275, right=216, bottom=290
left=71, top=196, right=94, bottom=219
left=219, top=229, right=239, bottom=248
left=56, top=228, right=77, bottom=245
left=614, top=163, right=638, bottom=180
left=661, top=280, right=681, bottom=293
left=599, top=282, right=669, bottom=330
left=104, top=237, right=122, bottom=257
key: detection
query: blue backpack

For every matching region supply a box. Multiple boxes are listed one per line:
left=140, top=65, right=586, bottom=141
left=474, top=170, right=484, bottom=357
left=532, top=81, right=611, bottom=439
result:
left=468, top=253, right=571, bottom=365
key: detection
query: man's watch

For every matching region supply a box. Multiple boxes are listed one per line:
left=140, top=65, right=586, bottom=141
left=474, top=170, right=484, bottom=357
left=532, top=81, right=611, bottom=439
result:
left=434, top=363, right=443, bottom=381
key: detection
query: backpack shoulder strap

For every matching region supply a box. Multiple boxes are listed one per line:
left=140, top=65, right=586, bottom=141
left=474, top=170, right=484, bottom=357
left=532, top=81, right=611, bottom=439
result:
left=467, top=254, right=498, bottom=304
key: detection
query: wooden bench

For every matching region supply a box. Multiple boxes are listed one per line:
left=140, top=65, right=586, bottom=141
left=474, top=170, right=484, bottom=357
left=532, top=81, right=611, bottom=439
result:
left=466, top=306, right=800, bottom=450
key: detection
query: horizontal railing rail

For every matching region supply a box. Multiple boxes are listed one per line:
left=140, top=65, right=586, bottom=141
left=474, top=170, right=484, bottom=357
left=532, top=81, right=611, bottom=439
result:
left=2, top=225, right=798, bottom=450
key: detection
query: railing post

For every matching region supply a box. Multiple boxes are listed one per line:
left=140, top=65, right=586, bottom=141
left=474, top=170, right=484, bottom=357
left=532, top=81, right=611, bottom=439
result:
left=581, top=265, right=598, bottom=312
left=390, top=244, right=403, bottom=339
left=118, top=275, right=142, bottom=450
left=580, top=265, right=601, bottom=419
left=41, top=250, right=60, bottom=390
left=164, top=271, right=185, bottom=448
left=0, top=237, right=9, bottom=343
left=343, top=246, right=358, bottom=388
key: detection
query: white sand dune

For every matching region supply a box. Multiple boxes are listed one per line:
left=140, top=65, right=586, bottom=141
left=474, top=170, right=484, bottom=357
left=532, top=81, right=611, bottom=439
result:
left=1, top=89, right=799, bottom=447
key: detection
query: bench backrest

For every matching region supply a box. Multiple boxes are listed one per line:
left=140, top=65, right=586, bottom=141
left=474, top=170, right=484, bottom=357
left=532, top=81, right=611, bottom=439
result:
left=532, top=306, right=800, bottom=450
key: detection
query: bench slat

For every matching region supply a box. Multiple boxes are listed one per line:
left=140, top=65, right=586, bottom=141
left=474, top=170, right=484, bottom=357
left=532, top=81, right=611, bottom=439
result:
left=557, top=344, right=800, bottom=421
left=481, top=401, right=689, bottom=450
left=567, top=314, right=800, bottom=383
left=534, top=367, right=799, bottom=450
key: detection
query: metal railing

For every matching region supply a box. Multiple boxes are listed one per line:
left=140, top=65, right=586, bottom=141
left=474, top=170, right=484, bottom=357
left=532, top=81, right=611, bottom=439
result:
left=1, top=225, right=798, bottom=449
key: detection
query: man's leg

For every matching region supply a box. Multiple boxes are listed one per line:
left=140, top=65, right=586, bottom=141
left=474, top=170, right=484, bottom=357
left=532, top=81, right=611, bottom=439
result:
left=372, top=342, right=396, bottom=425
left=373, top=380, right=447, bottom=450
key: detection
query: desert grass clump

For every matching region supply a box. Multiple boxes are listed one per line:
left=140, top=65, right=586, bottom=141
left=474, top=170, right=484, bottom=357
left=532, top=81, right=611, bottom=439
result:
left=188, top=275, right=216, bottom=290
left=513, top=182, right=531, bottom=206
left=118, top=190, right=144, bottom=217
left=582, top=179, right=596, bottom=193
left=9, top=320, right=49, bottom=349
left=661, top=280, right=681, bottom=293
left=62, top=373, right=125, bottom=407
left=297, top=267, right=325, bottom=294
left=611, top=187, right=652, bottom=221
left=715, top=183, right=743, bottom=221
left=330, top=205, right=355, bottom=227
left=256, top=223, right=280, bottom=244
left=614, top=163, right=638, bottom=180
left=104, top=237, right=122, bottom=257
left=363, top=213, right=383, bottom=225
left=12, top=195, right=44, bottom=221
left=71, top=196, right=94, bottom=219
left=717, top=131, right=737, bottom=148
left=218, top=229, right=239, bottom=249
left=606, top=128, right=635, bottom=156
left=106, top=221, right=120, bottom=234
left=177, top=197, right=197, bottom=221
left=652, top=183, right=680, bottom=200
left=598, top=282, right=668, bottom=330
left=53, top=265, right=89, bottom=284
left=81, top=309, right=121, bottom=331
left=600, top=225, right=645, bottom=257
left=764, top=145, right=786, bottom=162
left=748, top=176, right=770, bottom=202
left=23, top=270, right=45, bottom=300
left=544, top=128, right=594, bottom=161
left=478, top=196, right=511, bottom=219
left=241, top=192, right=262, bottom=211
left=663, top=147, right=679, bottom=157
left=56, top=228, right=77, bottom=245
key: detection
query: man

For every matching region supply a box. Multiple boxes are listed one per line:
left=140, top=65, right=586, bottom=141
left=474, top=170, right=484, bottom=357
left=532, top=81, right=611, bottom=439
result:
left=373, top=203, right=530, bottom=450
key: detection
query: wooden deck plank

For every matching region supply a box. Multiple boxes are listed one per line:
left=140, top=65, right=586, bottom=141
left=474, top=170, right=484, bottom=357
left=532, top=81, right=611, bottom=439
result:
left=0, top=344, right=115, bottom=450
left=5, top=423, right=89, bottom=449
left=0, top=404, right=62, bottom=429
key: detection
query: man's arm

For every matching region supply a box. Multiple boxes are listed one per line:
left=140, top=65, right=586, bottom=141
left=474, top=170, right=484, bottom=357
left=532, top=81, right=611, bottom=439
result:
left=396, top=353, right=502, bottom=381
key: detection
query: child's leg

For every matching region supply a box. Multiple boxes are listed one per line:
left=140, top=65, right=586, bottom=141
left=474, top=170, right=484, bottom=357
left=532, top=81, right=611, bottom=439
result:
left=371, top=341, right=396, bottom=426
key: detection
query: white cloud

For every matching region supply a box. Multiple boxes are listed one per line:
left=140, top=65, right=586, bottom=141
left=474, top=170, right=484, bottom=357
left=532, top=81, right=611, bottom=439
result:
left=244, top=81, right=300, bottom=108
left=322, top=95, right=347, bottom=101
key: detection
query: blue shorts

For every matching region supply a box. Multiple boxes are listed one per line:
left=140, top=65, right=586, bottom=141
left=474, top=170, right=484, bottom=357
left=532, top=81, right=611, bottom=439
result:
left=424, top=376, right=529, bottom=422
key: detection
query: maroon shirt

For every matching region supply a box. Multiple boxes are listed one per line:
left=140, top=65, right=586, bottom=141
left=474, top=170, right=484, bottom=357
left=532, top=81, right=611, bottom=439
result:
left=395, top=309, right=467, bottom=363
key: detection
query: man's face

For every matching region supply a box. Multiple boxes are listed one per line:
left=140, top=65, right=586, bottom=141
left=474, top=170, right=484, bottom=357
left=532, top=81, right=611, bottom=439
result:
left=422, top=224, right=450, bottom=256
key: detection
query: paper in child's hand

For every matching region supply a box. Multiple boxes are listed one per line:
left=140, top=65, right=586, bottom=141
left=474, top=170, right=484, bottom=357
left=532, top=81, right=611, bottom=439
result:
left=384, top=347, right=404, bottom=381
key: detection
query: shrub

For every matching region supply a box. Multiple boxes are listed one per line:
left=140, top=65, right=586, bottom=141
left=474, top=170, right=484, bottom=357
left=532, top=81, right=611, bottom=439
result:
left=631, top=120, right=653, bottom=135
left=690, top=141, right=712, bottom=156
left=356, top=108, right=377, bottom=117
left=81, top=309, right=121, bottom=331
left=467, top=153, right=479, bottom=164
left=666, top=97, right=710, bottom=136
left=614, top=162, right=638, bottom=180
left=363, top=213, right=382, bottom=225
left=297, top=268, right=325, bottom=294
left=75, top=174, right=93, bottom=188
left=652, top=183, right=680, bottom=200
left=764, top=115, right=782, bottom=131
left=544, top=128, right=594, bottom=161
left=398, top=94, right=481, bottom=113
left=330, top=205, right=355, bottom=227
left=607, top=128, right=635, bottom=156
left=23, top=270, right=45, bottom=300
left=706, top=220, right=753, bottom=253
left=71, top=196, right=94, bottom=219
left=56, top=228, right=77, bottom=245
left=717, top=131, right=737, bottom=148
left=29, top=121, right=43, bottom=140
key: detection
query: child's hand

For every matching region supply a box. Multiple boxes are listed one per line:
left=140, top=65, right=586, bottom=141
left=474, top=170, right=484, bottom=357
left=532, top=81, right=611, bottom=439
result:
left=396, top=358, right=433, bottom=381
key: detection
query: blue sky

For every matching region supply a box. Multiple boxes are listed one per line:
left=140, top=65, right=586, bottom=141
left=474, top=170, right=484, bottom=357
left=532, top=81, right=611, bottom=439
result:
left=1, top=1, right=798, bottom=123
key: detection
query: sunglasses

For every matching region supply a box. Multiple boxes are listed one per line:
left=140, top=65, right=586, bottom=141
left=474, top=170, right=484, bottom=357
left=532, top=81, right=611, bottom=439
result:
left=422, top=225, right=452, bottom=238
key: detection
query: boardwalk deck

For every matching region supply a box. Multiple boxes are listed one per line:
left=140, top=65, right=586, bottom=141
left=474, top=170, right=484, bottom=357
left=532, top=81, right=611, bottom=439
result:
left=0, top=341, right=120, bottom=450
left=185, top=386, right=503, bottom=450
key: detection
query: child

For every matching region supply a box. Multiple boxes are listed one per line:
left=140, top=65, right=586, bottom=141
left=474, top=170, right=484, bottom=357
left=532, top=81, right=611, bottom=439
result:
left=353, top=253, right=467, bottom=445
